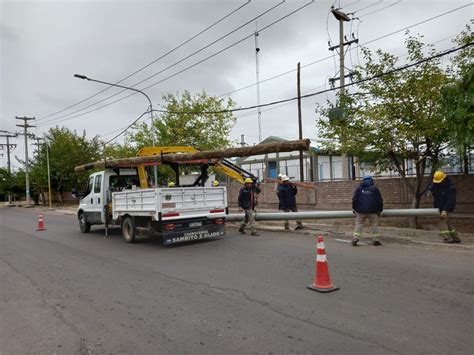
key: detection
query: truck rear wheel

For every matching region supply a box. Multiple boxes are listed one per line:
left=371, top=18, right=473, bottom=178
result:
left=79, top=213, right=91, bottom=233
left=121, top=216, right=136, bottom=243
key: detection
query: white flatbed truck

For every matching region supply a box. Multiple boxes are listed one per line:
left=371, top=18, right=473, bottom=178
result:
left=75, top=169, right=227, bottom=245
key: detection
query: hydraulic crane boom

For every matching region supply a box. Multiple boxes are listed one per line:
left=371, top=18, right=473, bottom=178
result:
left=135, top=146, right=257, bottom=188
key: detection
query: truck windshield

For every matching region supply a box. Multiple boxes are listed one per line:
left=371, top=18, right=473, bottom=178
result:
left=84, top=176, right=94, bottom=196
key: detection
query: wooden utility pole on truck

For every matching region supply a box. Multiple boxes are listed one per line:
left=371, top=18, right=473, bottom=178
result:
left=74, top=139, right=311, bottom=172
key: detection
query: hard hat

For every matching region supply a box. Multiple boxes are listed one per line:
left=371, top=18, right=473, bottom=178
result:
left=281, top=175, right=290, bottom=181
left=433, top=171, right=446, bottom=184
left=244, top=178, right=253, bottom=184
left=168, top=181, right=175, bottom=187
left=278, top=173, right=283, bottom=179
left=212, top=180, right=219, bottom=187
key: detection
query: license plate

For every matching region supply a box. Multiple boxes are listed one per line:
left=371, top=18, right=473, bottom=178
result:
left=189, top=221, right=202, bottom=227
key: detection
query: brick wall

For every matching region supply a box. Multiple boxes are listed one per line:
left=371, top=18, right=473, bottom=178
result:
left=227, top=175, right=474, bottom=213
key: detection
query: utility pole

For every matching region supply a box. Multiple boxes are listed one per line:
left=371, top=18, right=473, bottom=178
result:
left=32, top=137, right=52, bottom=208
left=328, top=7, right=358, bottom=179
left=254, top=20, right=262, bottom=142
left=0, top=130, right=17, bottom=204
left=15, top=116, right=35, bottom=204
left=328, top=8, right=357, bottom=97
left=0, top=131, right=17, bottom=174
left=240, top=134, right=247, bottom=147
left=297, top=62, right=304, bottom=182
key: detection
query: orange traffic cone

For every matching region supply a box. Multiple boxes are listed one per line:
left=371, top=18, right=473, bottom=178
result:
left=37, top=214, right=46, bottom=231
left=307, top=235, right=339, bottom=293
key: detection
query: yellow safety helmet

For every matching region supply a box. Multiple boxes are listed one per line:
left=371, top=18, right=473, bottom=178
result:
left=433, top=171, right=446, bottom=184
left=244, top=178, right=254, bottom=184
left=212, top=180, right=219, bottom=187
left=168, top=181, right=175, bottom=187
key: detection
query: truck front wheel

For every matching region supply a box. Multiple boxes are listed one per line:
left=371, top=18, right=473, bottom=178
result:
left=121, top=216, right=136, bottom=243
left=79, top=213, right=91, bottom=233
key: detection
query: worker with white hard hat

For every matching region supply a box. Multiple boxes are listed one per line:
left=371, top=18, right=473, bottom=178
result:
left=277, top=175, right=304, bottom=230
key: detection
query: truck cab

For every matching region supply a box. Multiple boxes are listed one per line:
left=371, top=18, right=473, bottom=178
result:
left=77, top=169, right=138, bottom=232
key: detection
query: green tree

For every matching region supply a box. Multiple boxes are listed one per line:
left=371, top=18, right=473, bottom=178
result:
left=317, top=33, right=451, bottom=226
left=103, top=142, right=137, bottom=160
left=0, top=168, right=14, bottom=202
left=439, top=68, right=474, bottom=174
left=29, top=126, right=102, bottom=205
left=439, top=24, right=474, bottom=174
left=128, top=90, right=237, bottom=150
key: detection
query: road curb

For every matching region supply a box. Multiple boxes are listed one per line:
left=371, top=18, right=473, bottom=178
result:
left=226, top=223, right=474, bottom=251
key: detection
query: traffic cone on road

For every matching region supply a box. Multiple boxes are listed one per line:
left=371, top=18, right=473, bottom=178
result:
left=37, top=214, right=47, bottom=231
left=307, top=235, right=339, bottom=293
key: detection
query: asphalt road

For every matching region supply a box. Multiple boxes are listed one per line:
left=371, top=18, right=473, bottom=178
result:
left=1, top=208, right=473, bottom=355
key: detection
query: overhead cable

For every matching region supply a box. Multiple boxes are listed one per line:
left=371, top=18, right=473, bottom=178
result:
left=38, top=1, right=314, bottom=127
left=37, top=1, right=286, bottom=124
left=37, top=0, right=251, bottom=121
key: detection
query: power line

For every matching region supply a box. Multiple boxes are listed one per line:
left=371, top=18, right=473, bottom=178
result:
left=38, top=1, right=287, bottom=125
left=358, top=0, right=401, bottom=19
left=218, top=3, right=471, bottom=98
left=105, top=110, right=150, bottom=144
left=350, top=0, right=382, bottom=15
left=37, top=1, right=314, bottom=127
left=152, top=42, right=473, bottom=115
left=36, top=1, right=252, bottom=122
left=37, top=3, right=471, bottom=129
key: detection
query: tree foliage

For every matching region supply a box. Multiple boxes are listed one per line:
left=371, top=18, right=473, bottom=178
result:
left=316, top=32, right=453, bottom=219
left=439, top=24, right=474, bottom=174
left=26, top=127, right=102, bottom=204
left=128, top=90, right=237, bottom=150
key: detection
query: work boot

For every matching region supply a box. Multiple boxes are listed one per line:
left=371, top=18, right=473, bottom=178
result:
left=351, top=237, right=359, bottom=246
left=239, top=226, right=246, bottom=234
left=451, top=236, right=461, bottom=244
left=251, top=231, right=260, bottom=236
left=295, top=225, right=304, bottom=230
left=284, top=224, right=290, bottom=231
left=373, top=240, right=382, bottom=246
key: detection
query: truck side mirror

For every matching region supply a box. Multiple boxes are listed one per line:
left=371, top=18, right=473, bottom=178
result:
left=71, top=188, right=84, bottom=199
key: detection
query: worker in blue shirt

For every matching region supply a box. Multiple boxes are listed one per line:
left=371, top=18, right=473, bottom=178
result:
left=352, top=175, right=384, bottom=246
left=277, top=175, right=304, bottom=230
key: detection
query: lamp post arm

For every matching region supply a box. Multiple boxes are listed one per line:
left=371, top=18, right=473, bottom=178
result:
left=82, top=77, right=152, bottom=110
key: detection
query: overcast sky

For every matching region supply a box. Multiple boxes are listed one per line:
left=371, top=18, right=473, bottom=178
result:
left=0, top=0, right=472, bottom=170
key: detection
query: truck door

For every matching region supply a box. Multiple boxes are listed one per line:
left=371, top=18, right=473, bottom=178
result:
left=80, top=175, right=94, bottom=219
left=89, top=174, right=104, bottom=223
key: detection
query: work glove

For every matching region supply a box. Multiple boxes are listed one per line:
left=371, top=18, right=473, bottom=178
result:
left=440, top=211, right=447, bottom=219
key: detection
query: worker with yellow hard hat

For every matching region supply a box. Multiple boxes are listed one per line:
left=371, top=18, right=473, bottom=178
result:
left=212, top=180, right=220, bottom=187
left=427, top=171, right=460, bottom=243
left=238, top=177, right=261, bottom=236
left=168, top=181, right=175, bottom=188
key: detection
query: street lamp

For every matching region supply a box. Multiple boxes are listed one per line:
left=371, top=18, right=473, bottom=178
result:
left=74, top=74, right=158, bottom=186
